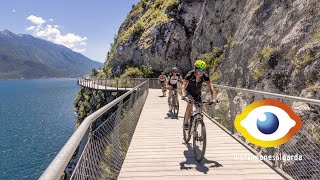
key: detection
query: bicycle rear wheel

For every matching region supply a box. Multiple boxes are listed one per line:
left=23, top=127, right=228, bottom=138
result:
left=193, top=119, right=206, bottom=162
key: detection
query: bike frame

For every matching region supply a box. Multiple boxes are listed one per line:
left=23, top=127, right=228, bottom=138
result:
left=190, top=105, right=203, bottom=134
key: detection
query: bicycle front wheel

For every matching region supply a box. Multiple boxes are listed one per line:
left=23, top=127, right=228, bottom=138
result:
left=173, top=98, right=179, bottom=117
left=193, top=119, right=206, bottom=162
left=183, top=115, right=191, bottom=143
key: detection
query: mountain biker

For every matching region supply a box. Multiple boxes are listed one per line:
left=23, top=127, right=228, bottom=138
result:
left=166, top=67, right=182, bottom=112
left=181, top=60, right=218, bottom=129
left=158, top=72, right=167, bottom=93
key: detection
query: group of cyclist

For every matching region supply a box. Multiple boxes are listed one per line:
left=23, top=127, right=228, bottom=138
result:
left=158, top=60, right=218, bottom=130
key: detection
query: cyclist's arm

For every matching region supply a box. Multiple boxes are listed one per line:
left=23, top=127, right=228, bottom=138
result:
left=182, top=71, right=192, bottom=97
left=205, top=81, right=217, bottom=100
left=165, top=77, right=169, bottom=88
left=178, top=74, right=183, bottom=83
left=181, top=80, right=189, bottom=97
left=203, top=73, right=217, bottom=100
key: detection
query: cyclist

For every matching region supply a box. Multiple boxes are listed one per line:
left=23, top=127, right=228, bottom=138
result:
left=181, top=60, right=218, bottom=129
left=166, top=67, right=182, bottom=112
left=158, top=72, right=167, bottom=95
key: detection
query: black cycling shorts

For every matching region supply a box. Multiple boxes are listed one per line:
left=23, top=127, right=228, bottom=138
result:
left=186, top=90, right=202, bottom=102
left=168, top=84, right=178, bottom=89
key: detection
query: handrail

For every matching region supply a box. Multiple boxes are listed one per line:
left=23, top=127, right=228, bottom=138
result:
left=39, top=80, right=149, bottom=180
left=213, top=84, right=320, bottom=106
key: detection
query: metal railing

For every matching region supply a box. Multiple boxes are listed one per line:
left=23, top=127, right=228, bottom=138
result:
left=202, top=84, right=320, bottom=180
left=40, top=80, right=149, bottom=180
left=43, top=76, right=319, bottom=179
left=77, top=78, right=161, bottom=90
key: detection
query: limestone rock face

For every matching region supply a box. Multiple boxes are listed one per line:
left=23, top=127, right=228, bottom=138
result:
left=106, top=0, right=320, bottom=97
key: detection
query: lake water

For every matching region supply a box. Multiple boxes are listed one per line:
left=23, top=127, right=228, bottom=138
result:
left=0, top=79, right=79, bottom=179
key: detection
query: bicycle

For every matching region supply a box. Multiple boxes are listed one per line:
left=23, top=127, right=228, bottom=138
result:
left=168, top=87, right=179, bottom=117
left=159, top=81, right=166, bottom=96
left=162, top=86, right=167, bottom=97
left=182, top=98, right=216, bottom=162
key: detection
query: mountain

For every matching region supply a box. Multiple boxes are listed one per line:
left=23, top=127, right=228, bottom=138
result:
left=105, top=0, right=320, bottom=97
left=0, top=30, right=101, bottom=79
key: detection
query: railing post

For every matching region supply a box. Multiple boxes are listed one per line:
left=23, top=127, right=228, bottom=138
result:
left=227, top=90, right=236, bottom=134
left=117, top=79, right=119, bottom=90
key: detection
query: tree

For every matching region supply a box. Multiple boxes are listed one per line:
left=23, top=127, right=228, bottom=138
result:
left=92, top=68, right=98, bottom=76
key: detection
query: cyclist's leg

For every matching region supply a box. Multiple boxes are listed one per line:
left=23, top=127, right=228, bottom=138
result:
left=183, top=91, right=194, bottom=128
left=173, top=86, right=178, bottom=104
left=160, top=81, right=164, bottom=89
left=168, top=87, right=173, bottom=100
left=168, top=86, right=173, bottom=111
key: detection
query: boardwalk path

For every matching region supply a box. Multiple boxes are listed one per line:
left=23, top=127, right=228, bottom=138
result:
left=118, top=89, right=284, bottom=180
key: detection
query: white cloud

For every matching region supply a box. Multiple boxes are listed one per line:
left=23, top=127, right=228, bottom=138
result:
left=49, top=18, right=54, bottom=21
left=12, top=9, right=16, bottom=13
left=73, top=48, right=86, bottom=53
left=26, top=15, right=46, bottom=26
left=26, top=18, right=87, bottom=52
left=26, top=26, right=35, bottom=31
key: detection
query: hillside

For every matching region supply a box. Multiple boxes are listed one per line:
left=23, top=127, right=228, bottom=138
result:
left=0, top=30, right=101, bottom=79
left=104, top=0, right=320, bottom=97
left=79, top=1, right=320, bottom=179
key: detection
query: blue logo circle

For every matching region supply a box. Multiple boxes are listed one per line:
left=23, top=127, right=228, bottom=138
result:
left=256, top=112, right=279, bottom=134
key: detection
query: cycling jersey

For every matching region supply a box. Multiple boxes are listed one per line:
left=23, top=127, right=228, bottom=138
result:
left=184, top=70, right=210, bottom=97
left=159, top=75, right=166, bottom=82
left=167, top=73, right=181, bottom=89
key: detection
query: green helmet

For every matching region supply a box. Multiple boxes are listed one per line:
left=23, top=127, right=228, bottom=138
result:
left=194, top=60, right=206, bottom=69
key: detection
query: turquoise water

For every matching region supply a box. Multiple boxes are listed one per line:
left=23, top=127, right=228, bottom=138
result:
left=0, top=79, right=79, bottom=180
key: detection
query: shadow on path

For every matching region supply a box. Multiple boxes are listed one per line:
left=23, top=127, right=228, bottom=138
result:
left=180, top=143, right=223, bottom=174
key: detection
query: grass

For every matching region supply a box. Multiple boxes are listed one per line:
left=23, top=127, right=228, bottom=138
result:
left=248, top=47, right=277, bottom=81
left=114, top=0, right=178, bottom=46
left=306, top=80, right=320, bottom=93
left=310, top=32, right=320, bottom=43
left=260, top=48, right=276, bottom=60
left=252, top=66, right=266, bottom=81
left=292, top=51, right=312, bottom=69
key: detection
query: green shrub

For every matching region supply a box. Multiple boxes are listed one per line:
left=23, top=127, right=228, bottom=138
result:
left=252, top=66, right=266, bottom=81
left=120, top=67, right=144, bottom=78
left=197, top=47, right=224, bottom=71
left=141, top=64, right=153, bottom=77
left=260, top=48, right=276, bottom=60
left=292, top=51, right=312, bottom=69
left=211, top=71, right=221, bottom=82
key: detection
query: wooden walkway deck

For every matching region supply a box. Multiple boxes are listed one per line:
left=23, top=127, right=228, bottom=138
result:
left=78, top=80, right=131, bottom=92
left=118, top=89, right=285, bottom=180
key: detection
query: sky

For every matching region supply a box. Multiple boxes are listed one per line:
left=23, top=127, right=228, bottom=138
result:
left=0, top=0, right=140, bottom=63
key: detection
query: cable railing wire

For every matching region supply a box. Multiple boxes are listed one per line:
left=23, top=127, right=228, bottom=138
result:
left=45, top=77, right=318, bottom=180
left=201, top=84, right=320, bottom=180
left=40, top=79, right=149, bottom=180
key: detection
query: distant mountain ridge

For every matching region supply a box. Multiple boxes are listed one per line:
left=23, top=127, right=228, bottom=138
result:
left=0, top=30, right=101, bottom=79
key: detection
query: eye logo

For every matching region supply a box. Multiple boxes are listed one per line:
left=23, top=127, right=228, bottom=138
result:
left=234, top=100, right=302, bottom=147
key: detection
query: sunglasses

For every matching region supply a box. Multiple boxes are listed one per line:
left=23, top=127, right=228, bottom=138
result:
left=198, top=68, right=204, bottom=72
